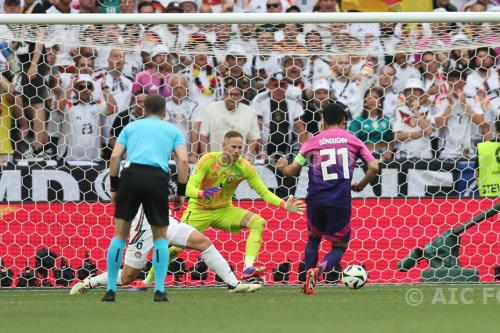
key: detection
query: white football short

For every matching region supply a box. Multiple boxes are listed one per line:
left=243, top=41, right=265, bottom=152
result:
left=124, top=208, right=195, bottom=269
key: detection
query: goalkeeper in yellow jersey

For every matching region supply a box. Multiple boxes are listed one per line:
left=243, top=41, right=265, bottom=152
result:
left=183, top=130, right=305, bottom=279
left=141, top=130, right=305, bottom=285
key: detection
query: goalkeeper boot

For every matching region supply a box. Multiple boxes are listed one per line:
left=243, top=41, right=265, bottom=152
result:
left=303, top=268, right=319, bottom=295
left=69, top=276, right=93, bottom=295
left=241, top=266, right=266, bottom=281
left=101, top=290, right=116, bottom=302
left=228, top=282, right=262, bottom=293
left=153, top=290, right=169, bottom=302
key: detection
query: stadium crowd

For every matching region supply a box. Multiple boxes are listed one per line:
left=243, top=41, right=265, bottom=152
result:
left=0, top=0, right=498, bottom=164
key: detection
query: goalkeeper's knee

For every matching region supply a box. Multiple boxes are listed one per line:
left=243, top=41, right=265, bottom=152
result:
left=247, top=215, right=266, bottom=234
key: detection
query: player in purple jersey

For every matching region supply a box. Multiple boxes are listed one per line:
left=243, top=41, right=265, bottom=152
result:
left=277, top=103, right=379, bottom=295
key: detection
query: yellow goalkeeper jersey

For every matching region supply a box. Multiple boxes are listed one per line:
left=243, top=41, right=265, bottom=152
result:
left=186, top=152, right=284, bottom=209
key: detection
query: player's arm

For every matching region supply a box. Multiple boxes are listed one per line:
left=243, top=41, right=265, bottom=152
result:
left=352, top=160, right=379, bottom=192
left=109, top=142, right=126, bottom=203
left=276, top=153, right=306, bottom=177
left=185, top=154, right=219, bottom=199
left=244, top=162, right=305, bottom=214
left=175, top=144, right=189, bottom=185
left=174, top=144, right=189, bottom=209
left=352, top=141, right=380, bottom=192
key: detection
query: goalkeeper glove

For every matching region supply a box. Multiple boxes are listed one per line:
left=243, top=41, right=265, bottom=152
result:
left=199, top=187, right=221, bottom=199
left=280, top=195, right=306, bottom=215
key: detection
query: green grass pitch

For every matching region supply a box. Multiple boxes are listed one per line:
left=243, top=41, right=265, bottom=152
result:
left=1, top=285, right=499, bottom=333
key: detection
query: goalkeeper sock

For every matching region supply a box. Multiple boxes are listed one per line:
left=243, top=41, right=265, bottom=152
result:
left=152, top=239, right=169, bottom=293
left=244, top=216, right=265, bottom=268
left=304, top=236, right=321, bottom=270
left=143, top=246, right=182, bottom=287
left=106, top=237, right=126, bottom=292
left=90, top=270, right=123, bottom=288
left=201, top=244, right=238, bottom=288
left=319, top=247, right=346, bottom=274
left=144, top=267, right=155, bottom=287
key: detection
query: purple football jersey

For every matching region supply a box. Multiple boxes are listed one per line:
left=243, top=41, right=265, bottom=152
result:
left=298, top=128, right=375, bottom=208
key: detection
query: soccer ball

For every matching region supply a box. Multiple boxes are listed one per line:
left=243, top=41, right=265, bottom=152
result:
left=342, top=265, right=368, bottom=289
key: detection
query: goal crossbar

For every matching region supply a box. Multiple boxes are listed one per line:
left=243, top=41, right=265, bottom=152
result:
left=0, top=12, right=500, bottom=25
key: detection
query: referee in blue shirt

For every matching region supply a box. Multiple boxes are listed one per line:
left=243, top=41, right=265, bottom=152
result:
left=103, top=94, right=189, bottom=302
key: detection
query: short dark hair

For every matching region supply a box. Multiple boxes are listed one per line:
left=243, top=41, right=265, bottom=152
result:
left=322, top=103, right=347, bottom=126
left=144, top=94, right=165, bottom=115
left=4, top=0, right=20, bottom=7
left=447, top=69, right=467, bottom=81
left=224, top=130, right=243, bottom=140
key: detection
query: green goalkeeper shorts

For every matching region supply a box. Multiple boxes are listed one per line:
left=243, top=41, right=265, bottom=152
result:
left=180, top=205, right=250, bottom=233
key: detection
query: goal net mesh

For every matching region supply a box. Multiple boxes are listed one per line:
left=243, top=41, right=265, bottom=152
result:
left=0, top=20, right=499, bottom=288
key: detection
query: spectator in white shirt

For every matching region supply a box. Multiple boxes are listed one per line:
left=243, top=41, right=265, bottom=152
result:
left=393, top=78, right=435, bottom=159
left=166, top=74, right=201, bottom=163
left=378, top=64, right=400, bottom=122
left=303, top=31, right=330, bottom=99
left=56, top=74, right=116, bottom=161
left=434, top=70, right=486, bottom=159
left=200, top=84, right=260, bottom=159
left=464, top=47, right=498, bottom=141
left=329, top=54, right=374, bottom=118
left=282, top=55, right=307, bottom=100
left=105, top=49, right=133, bottom=113
left=101, top=49, right=133, bottom=158
left=392, top=48, right=420, bottom=91
left=418, top=51, right=448, bottom=104
left=186, top=38, right=224, bottom=112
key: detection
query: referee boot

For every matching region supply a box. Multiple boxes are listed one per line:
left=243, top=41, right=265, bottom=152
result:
left=154, top=290, right=169, bottom=302
left=101, top=290, right=116, bottom=302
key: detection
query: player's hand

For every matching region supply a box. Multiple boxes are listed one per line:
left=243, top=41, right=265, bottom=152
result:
left=276, top=156, right=289, bottom=171
left=283, top=195, right=306, bottom=215
left=200, top=187, right=221, bottom=199
left=351, top=182, right=366, bottom=192
left=172, top=195, right=185, bottom=211
left=111, top=191, right=117, bottom=204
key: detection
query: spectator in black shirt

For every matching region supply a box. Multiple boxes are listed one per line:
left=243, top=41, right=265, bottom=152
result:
left=7, top=0, right=50, bottom=160
left=302, top=79, right=334, bottom=136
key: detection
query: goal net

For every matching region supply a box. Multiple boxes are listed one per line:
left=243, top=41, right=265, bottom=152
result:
left=0, top=13, right=499, bottom=288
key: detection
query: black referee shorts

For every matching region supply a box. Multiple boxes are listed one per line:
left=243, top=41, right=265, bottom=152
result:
left=114, top=163, right=170, bottom=227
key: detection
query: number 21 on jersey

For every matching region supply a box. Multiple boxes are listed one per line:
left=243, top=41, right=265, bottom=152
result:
left=320, top=148, right=350, bottom=181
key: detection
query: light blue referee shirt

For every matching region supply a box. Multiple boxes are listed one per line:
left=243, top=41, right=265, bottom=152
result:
left=117, top=116, right=185, bottom=173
